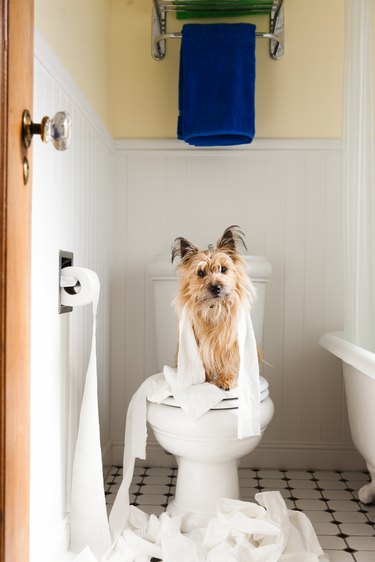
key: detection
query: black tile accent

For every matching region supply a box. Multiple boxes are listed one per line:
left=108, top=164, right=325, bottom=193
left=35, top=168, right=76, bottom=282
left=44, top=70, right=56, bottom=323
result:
left=337, top=532, right=349, bottom=539
left=281, top=470, right=299, bottom=510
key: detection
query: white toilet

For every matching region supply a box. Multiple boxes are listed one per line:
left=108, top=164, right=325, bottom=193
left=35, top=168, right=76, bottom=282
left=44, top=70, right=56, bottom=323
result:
left=147, top=254, right=273, bottom=531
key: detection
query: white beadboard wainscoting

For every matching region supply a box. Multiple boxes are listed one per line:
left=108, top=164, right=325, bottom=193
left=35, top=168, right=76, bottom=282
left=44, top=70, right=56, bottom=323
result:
left=111, top=139, right=364, bottom=471
left=30, top=34, right=113, bottom=562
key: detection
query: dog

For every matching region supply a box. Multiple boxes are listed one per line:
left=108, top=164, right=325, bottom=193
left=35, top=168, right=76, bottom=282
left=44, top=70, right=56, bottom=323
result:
left=171, top=225, right=256, bottom=390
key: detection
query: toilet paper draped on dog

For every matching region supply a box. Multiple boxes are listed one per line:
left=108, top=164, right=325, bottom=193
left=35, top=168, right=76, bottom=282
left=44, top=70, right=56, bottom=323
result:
left=163, top=304, right=261, bottom=438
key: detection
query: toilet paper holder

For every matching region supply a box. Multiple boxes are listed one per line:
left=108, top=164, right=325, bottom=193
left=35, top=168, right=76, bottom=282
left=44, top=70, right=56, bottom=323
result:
left=59, top=250, right=78, bottom=314
left=59, top=251, right=99, bottom=313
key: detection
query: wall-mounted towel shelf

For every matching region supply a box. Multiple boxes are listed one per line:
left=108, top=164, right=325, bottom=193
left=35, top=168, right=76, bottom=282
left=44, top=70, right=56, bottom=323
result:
left=152, top=0, right=284, bottom=61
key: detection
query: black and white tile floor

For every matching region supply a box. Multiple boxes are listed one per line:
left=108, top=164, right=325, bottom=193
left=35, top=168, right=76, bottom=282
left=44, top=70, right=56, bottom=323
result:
left=105, top=467, right=375, bottom=562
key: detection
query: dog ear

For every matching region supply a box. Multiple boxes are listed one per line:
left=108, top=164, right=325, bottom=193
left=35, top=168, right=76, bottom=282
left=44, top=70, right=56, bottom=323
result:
left=171, top=237, right=199, bottom=263
left=216, top=225, right=247, bottom=254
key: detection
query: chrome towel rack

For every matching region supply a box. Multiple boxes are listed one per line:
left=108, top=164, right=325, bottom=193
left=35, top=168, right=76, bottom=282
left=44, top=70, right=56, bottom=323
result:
left=152, top=0, right=285, bottom=61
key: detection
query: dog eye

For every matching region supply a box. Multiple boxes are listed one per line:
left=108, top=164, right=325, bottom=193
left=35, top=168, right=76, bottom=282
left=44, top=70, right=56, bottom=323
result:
left=197, top=269, right=206, bottom=277
left=221, top=266, right=227, bottom=273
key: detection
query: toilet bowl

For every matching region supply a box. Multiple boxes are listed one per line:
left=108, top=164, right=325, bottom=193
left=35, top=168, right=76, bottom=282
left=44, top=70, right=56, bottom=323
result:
left=147, top=254, right=273, bottom=531
left=147, top=377, right=274, bottom=531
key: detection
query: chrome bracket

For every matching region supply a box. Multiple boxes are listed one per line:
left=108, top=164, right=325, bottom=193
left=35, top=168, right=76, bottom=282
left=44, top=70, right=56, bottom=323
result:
left=59, top=250, right=74, bottom=314
left=152, top=1, right=167, bottom=61
left=270, top=1, right=285, bottom=60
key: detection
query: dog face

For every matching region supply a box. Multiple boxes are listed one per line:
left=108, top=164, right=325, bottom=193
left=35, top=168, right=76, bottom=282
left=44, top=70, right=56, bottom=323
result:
left=171, top=225, right=255, bottom=322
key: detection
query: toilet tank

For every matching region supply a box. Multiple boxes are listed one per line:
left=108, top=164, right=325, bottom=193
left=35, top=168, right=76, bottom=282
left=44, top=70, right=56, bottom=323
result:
left=149, top=255, right=272, bottom=372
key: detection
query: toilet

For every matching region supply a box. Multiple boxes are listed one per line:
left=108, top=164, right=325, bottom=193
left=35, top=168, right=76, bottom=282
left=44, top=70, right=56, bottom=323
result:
left=147, top=254, right=274, bottom=531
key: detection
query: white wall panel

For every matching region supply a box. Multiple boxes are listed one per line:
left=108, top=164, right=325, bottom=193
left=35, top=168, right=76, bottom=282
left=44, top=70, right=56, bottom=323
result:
left=112, top=139, right=363, bottom=470
left=30, top=35, right=113, bottom=562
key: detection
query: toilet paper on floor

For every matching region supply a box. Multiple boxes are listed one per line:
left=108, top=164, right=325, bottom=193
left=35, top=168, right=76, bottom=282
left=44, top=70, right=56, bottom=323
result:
left=84, top=492, right=328, bottom=562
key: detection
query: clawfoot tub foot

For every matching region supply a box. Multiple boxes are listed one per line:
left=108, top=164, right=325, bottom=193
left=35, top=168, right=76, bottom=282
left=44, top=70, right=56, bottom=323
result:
left=358, top=463, right=375, bottom=504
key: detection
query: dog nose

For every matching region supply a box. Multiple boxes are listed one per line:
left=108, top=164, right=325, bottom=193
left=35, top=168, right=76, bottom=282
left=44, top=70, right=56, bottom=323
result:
left=210, top=284, right=221, bottom=296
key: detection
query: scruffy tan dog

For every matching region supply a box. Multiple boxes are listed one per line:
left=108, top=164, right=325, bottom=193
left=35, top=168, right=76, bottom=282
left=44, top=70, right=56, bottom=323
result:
left=171, top=225, right=256, bottom=390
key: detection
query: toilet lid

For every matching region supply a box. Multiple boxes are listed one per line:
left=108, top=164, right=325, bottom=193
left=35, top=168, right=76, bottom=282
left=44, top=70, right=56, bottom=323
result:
left=160, top=376, right=269, bottom=410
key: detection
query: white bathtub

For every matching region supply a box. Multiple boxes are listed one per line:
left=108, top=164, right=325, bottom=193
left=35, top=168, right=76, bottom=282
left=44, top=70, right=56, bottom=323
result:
left=320, top=332, right=375, bottom=503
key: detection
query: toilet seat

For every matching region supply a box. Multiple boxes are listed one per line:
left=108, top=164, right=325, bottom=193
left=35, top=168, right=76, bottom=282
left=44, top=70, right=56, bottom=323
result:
left=160, top=376, right=269, bottom=410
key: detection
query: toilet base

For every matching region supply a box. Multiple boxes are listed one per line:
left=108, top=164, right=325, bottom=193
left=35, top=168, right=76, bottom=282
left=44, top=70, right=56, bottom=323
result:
left=168, top=456, right=240, bottom=532
left=167, top=499, right=215, bottom=533
left=147, top=397, right=275, bottom=532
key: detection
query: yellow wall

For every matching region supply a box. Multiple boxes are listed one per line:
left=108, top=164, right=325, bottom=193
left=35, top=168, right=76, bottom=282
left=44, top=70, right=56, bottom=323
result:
left=35, top=0, right=111, bottom=129
left=111, top=0, right=345, bottom=138
left=36, top=0, right=345, bottom=139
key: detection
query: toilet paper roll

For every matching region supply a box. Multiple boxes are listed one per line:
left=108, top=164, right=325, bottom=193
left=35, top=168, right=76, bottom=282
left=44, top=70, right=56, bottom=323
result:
left=64, top=266, right=112, bottom=558
left=61, top=266, right=100, bottom=308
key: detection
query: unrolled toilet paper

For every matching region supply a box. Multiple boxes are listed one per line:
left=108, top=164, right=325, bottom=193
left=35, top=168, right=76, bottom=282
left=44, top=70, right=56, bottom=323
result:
left=62, top=267, right=112, bottom=558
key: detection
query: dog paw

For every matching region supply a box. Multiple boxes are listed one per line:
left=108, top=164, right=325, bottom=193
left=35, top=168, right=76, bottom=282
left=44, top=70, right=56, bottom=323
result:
left=217, top=384, right=231, bottom=391
left=215, top=374, right=236, bottom=391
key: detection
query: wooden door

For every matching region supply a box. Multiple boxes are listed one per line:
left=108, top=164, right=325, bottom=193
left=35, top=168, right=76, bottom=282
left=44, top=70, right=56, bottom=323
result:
left=0, top=1, right=34, bottom=561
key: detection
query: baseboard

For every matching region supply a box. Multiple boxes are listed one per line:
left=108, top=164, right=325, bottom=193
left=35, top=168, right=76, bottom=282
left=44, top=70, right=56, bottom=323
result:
left=239, top=441, right=366, bottom=471
left=112, top=440, right=125, bottom=467
left=112, top=438, right=365, bottom=471
left=42, top=515, right=70, bottom=562
left=102, top=439, right=113, bottom=480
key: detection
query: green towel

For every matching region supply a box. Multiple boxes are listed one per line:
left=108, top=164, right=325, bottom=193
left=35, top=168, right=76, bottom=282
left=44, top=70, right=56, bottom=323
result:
left=175, top=0, right=274, bottom=20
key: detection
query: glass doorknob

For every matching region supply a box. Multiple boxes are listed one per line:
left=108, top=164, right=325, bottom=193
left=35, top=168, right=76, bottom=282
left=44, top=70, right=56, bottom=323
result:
left=22, top=109, right=72, bottom=151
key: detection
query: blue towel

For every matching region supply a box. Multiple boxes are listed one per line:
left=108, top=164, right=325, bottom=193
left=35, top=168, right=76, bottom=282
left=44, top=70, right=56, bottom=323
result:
left=177, top=23, right=256, bottom=147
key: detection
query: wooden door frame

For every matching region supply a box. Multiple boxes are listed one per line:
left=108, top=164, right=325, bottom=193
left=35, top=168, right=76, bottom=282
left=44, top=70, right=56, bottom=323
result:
left=0, top=2, right=7, bottom=553
left=1, top=1, right=33, bottom=561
